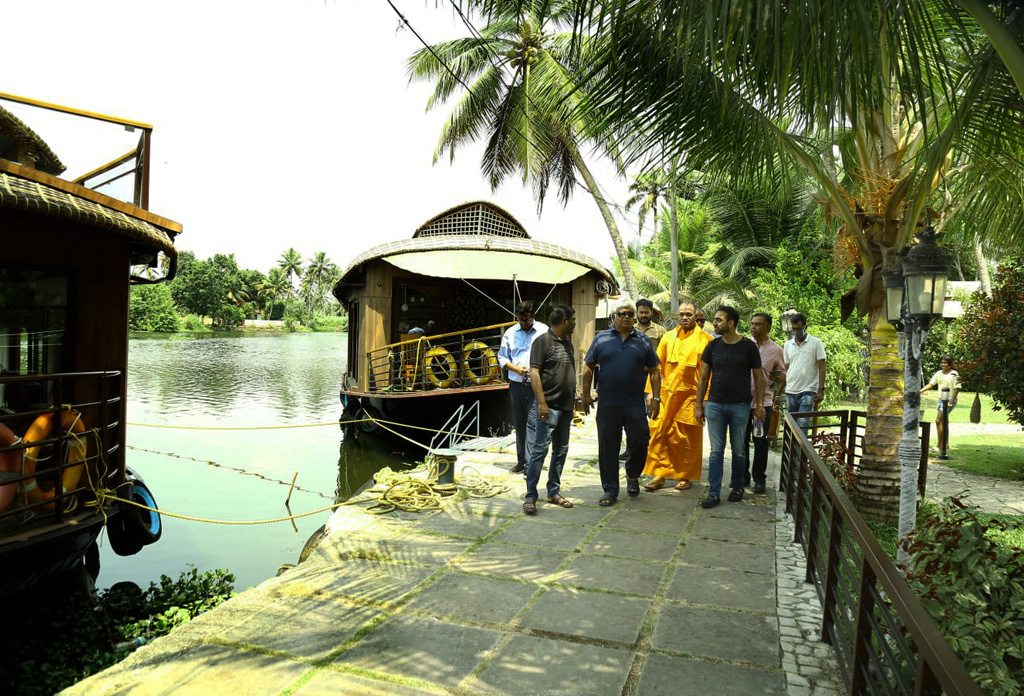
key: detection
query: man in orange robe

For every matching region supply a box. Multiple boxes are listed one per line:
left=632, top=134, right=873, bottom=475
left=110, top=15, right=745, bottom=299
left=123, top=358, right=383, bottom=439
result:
left=643, top=301, right=712, bottom=490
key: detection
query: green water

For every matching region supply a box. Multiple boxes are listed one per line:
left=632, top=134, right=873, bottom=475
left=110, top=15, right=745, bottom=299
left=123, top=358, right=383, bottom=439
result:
left=97, top=332, right=413, bottom=591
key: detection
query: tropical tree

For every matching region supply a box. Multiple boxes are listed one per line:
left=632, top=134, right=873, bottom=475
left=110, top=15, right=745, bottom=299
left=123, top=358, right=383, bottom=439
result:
left=278, top=248, right=303, bottom=289
left=407, top=0, right=638, bottom=297
left=540, top=0, right=1024, bottom=523
left=258, top=268, right=291, bottom=320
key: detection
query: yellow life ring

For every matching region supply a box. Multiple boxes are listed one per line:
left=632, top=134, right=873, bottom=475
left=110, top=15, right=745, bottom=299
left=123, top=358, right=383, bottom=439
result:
left=461, top=341, right=500, bottom=385
left=424, top=347, right=457, bottom=389
left=22, top=409, right=88, bottom=511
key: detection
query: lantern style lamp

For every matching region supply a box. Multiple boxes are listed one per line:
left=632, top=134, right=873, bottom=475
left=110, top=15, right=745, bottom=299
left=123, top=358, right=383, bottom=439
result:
left=883, top=257, right=905, bottom=328
left=902, top=225, right=950, bottom=324
left=780, top=305, right=799, bottom=336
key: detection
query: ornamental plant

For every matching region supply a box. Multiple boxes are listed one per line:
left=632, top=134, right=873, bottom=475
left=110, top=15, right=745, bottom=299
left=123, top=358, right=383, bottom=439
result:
left=957, top=259, right=1024, bottom=427
left=901, top=498, right=1024, bottom=696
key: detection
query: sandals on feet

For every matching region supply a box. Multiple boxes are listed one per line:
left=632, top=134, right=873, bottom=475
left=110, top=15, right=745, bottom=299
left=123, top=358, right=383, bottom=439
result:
left=643, top=477, right=665, bottom=491
left=627, top=479, right=640, bottom=498
left=523, top=500, right=537, bottom=515
left=674, top=480, right=692, bottom=490
left=599, top=496, right=616, bottom=507
left=547, top=494, right=573, bottom=508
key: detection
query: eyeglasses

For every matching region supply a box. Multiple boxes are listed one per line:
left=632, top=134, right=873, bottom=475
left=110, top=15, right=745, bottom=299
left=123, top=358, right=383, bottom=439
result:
left=695, top=318, right=705, bottom=324
left=615, top=311, right=635, bottom=318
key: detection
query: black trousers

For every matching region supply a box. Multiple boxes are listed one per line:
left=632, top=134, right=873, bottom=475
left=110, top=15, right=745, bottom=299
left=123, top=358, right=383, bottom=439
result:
left=744, top=405, right=773, bottom=485
left=596, top=402, right=649, bottom=498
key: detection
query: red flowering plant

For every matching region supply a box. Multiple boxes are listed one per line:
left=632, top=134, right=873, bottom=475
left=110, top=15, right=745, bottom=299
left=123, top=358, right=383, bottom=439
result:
left=957, top=258, right=1024, bottom=428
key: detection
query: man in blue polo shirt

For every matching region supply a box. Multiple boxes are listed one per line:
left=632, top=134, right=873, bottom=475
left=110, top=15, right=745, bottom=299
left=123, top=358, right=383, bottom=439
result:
left=497, top=301, right=549, bottom=474
left=581, top=300, right=662, bottom=506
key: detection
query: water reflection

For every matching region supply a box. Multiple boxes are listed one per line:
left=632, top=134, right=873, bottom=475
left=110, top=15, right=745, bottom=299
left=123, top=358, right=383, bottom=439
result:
left=99, top=332, right=415, bottom=591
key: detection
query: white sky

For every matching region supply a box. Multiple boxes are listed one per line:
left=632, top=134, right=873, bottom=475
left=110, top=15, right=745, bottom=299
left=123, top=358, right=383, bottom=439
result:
left=3, top=0, right=636, bottom=275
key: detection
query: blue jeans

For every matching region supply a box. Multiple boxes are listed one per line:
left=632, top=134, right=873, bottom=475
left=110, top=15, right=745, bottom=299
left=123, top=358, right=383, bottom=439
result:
left=525, top=404, right=572, bottom=501
left=509, top=381, right=537, bottom=469
left=786, top=391, right=816, bottom=433
left=705, top=401, right=751, bottom=498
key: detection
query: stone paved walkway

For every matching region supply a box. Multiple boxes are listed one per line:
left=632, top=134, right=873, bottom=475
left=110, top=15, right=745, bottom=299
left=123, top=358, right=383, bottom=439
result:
left=925, top=423, right=1024, bottom=516
left=63, top=419, right=843, bottom=696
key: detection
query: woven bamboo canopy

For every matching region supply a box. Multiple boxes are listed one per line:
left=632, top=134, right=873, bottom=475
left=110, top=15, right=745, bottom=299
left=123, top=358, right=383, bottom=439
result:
left=334, top=201, right=615, bottom=302
left=0, top=105, right=65, bottom=176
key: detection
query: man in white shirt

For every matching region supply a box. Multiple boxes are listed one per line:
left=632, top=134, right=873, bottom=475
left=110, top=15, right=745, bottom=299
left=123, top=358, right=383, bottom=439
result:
left=497, top=301, right=549, bottom=474
left=782, top=312, right=826, bottom=433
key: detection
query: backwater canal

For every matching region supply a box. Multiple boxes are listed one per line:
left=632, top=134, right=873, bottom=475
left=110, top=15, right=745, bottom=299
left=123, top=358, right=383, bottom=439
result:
left=97, top=332, right=411, bottom=591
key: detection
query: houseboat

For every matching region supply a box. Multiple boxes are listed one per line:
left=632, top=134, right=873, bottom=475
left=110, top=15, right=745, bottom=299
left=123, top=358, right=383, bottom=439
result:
left=334, top=201, right=615, bottom=444
left=0, top=94, right=176, bottom=594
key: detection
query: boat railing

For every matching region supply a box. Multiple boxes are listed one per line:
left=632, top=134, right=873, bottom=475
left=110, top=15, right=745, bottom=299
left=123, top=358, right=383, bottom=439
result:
left=365, top=322, right=515, bottom=394
left=0, top=371, right=123, bottom=526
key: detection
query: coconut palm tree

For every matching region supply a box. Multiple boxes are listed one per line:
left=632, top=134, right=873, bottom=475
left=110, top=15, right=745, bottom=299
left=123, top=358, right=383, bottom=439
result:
left=548, top=0, right=1024, bottom=523
left=278, top=248, right=303, bottom=289
left=407, top=0, right=638, bottom=297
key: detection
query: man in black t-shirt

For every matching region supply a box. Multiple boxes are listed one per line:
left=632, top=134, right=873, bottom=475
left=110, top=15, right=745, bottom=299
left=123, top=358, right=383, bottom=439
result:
left=694, top=307, right=767, bottom=508
left=523, top=305, right=578, bottom=514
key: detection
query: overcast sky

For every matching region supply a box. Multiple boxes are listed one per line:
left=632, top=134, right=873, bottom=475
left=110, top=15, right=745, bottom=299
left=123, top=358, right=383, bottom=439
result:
left=3, top=0, right=635, bottom=274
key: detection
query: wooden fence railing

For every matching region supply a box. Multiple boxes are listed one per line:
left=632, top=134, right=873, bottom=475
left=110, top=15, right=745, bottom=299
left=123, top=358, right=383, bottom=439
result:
left=779, top=411, right=981, bottom=696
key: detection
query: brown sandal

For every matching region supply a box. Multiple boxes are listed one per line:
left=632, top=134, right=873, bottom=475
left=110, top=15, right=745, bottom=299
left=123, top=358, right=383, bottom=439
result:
left=674, top=480, right=692, bottom=490
left=644, top=477, right=665, bottom=491
left=523, top=500, right=537, bottom=514
left=546, top=495, right=573, bottom=508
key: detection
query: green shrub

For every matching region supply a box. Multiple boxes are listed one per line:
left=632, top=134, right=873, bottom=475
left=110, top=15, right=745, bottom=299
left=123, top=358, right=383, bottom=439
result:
left=0, top=566, right=234, bottom=696
left=128, top=284, right=180, bottom=332
left=902, top=499, right=1024, bottom=695
left=180, top=314, right=206, bottom=331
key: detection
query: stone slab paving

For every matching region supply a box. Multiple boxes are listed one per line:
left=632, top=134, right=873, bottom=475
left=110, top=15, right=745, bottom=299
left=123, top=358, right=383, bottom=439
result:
left=62, top=419, right=845, bottom=696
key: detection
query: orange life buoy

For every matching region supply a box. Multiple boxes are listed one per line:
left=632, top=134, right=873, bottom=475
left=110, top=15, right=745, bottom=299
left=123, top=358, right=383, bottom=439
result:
left=0, top=422, right=21, bottom=514
left=22, top=409, right=88, bottom=511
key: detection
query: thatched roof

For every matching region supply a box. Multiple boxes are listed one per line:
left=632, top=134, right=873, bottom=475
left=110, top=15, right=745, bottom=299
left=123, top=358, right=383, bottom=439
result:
left=0, top=164, right=178, bottom=257
left=334, top=201, right=615, bottom=301
left=0, top=105, right=65, bottom=176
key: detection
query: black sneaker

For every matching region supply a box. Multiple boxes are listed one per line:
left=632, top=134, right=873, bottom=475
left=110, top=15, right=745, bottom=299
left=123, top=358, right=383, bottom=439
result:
left=753, top=481, right=766, bottom=494
left=700, top=495, right=720, bottom=509
left=510, top=463, right=526, bottom=474
left=727, top=488, right=744, bottom=502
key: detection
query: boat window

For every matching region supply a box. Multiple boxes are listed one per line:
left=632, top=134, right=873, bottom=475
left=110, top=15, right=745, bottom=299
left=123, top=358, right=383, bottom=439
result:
left=0, top=267, right=70, bottom=412
left=346, top=301, right=359, bottom=383
left=397, top=284, right=438, bottom=335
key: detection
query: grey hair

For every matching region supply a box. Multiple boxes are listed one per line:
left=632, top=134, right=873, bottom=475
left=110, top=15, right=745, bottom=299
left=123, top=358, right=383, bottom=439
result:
left=612, top=299, right=636, bottom=314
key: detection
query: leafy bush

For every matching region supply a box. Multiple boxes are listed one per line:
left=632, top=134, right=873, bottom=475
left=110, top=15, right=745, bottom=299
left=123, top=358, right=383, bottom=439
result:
left=128, top=284, right=180, bottom=332
left=957, top=258, right=1024, bottom=426
left=180, top=314, right=207, bottom=331
left=902, top=499, right=1024, bottom=695
left=0, top=566, right=234, bottom=696
left=811, top=431, right=856, bottom=492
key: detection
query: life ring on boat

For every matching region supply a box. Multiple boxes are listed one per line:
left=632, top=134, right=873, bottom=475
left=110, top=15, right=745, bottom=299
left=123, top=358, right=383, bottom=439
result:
left=21, top=409, right=88, bottom=511
left=107, top=470, right=162, bottom=557
left=424, top=347, right=457, bottom=388
left=461, top=341, right=500, bottom=385
left=0, top=422, right=22, bottom=514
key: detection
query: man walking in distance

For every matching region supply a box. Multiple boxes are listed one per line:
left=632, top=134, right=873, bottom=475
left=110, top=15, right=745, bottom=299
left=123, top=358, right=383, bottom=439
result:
left=642, top=301, right=712, bottom=491
left=581, top=301, right=662, bottom=506
left=497, top=301, right=548, bottom=474
left=694, top=308, right=714, bottom=336
left=782, top=312, right=826, bottom=434
left=523, top=305, right=577, bottom=515
left=744, top=312, right=786, bottom=494
left=636, top=298, right=667, bottom=348
left=694, top=307, right=767, bottom=508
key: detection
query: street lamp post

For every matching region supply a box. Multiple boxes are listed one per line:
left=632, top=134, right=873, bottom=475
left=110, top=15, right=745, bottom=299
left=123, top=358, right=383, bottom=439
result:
left=883, top=226, right=951, bottom=566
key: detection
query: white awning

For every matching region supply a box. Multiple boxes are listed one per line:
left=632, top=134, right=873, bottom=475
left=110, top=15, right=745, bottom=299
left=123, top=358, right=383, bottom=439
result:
left=383, top=249, right=592, bottom=284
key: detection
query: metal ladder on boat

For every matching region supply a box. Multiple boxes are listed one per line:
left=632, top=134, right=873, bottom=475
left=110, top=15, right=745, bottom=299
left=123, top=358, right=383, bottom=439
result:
left=428, top=402, right=514, bottom=455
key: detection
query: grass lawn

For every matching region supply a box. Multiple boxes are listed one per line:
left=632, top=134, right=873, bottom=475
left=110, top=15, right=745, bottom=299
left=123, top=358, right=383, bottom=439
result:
left=834, top=392, right=1016, bottom=426
left=939, top=433, right=1024, bottom=480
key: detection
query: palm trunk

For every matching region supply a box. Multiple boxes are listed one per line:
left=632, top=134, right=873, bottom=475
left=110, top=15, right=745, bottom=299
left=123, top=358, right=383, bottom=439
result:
left=567, top=143, right=637, bottom=299
left=669, top=182, right=679, bottom=316
left=853, top=318, right=905, bottom=522
left=974, top=235, right=992, bottom=296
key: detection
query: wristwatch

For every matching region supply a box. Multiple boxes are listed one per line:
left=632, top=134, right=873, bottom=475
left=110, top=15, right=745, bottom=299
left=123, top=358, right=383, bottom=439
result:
left=652, top=397, right=661, bottom=402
